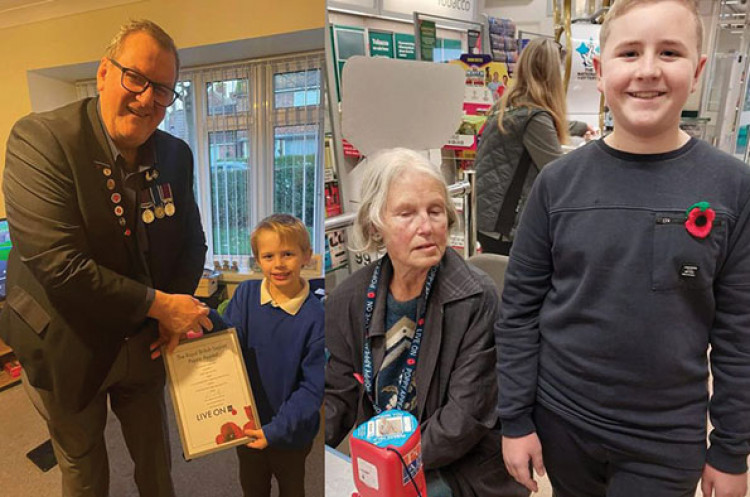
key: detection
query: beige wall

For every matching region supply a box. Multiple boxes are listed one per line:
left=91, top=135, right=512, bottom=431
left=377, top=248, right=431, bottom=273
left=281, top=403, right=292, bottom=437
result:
left=0, top=0, right=324, bottom=216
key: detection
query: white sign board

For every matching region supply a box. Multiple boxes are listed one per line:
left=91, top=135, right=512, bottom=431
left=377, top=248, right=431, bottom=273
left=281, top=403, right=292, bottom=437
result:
left=566, top=23, right=601, bottom=117
left=382, top=0, right=478, bottom=22
left=341, top=56, right=465, bottom=156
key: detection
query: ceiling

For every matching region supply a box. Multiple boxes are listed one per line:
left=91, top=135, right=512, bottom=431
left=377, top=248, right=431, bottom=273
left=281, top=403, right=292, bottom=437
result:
left=0, top=0, right=138, bottom=30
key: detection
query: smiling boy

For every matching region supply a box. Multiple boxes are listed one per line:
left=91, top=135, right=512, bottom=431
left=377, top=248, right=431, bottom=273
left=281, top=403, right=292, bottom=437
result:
left=220, top=214, right=324, bottom=497
left=496, top=1, right=750, bottom=496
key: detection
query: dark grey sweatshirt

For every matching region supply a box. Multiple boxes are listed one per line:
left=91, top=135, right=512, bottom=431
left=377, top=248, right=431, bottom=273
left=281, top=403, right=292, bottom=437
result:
left=496, top=137, right=750, bottom=473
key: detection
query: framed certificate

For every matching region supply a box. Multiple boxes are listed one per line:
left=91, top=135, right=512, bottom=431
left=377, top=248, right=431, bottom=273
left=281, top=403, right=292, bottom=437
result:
left=163, top=328, right=260, bottom=460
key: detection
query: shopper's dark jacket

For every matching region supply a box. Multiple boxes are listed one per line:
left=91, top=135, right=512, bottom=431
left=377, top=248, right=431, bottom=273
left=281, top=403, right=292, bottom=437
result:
left=475, top=107, right=587, bottom=238
left=325, top=248, right=528, bottom=497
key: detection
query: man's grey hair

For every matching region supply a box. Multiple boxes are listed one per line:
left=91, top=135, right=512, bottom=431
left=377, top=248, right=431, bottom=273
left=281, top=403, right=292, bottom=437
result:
left=105, top=19, right=180, bottom=77
left=352, top=148, right=458, bottom=253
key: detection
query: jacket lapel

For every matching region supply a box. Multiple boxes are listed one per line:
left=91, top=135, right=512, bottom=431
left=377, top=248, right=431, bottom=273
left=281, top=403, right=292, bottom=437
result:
left=415, top=297, right=442, bottom=422
left=85, top=98, right=140, bottom=263
left=415, top=249, right=484, bottom=422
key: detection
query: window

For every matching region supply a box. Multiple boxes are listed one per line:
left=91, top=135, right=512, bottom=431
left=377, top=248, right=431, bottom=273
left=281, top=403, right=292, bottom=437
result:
left=269, top=59, right=324, bottom=248
left=190, top=57, right=324, bottom=271
left=274, top=69, right=321, bottom=108
left=208, top=129, right=251, bottom=260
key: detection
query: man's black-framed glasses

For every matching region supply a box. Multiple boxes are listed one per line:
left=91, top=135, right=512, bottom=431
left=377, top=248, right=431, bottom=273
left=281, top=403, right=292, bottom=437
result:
left=108, top=58, right=180, bottom=107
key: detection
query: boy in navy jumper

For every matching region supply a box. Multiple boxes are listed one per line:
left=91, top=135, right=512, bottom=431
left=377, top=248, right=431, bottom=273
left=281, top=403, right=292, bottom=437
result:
left=497, top=1, right=750, bottom=497
left=223, top=214, right=324, bottom=497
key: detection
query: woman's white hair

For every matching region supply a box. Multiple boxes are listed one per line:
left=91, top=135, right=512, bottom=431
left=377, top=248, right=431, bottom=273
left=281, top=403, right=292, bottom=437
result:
left=352, top=148, right=458, bottom=253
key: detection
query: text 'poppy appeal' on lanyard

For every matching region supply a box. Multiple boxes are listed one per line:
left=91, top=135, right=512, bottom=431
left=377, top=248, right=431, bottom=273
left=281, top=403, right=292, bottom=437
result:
left=362, top=257, right=438, bottom=414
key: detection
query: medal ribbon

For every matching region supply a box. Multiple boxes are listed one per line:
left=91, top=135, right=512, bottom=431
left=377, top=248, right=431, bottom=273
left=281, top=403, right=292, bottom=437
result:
left=163, top=183, right=173, bottom=201
left=362, top=257, right=438, bottom=413
left=139, top=189, right=153, bottom=208
left=148, top=186, right=159, bottom=207
left=160, top=183, right=173, bottom=202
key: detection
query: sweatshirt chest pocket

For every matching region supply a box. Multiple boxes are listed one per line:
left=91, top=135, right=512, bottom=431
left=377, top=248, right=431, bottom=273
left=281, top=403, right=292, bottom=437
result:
left=651, top=212, right=727, bottom=291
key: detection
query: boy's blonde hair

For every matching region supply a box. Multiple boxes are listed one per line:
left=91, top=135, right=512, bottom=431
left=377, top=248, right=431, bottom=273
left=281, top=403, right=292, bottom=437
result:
left=251, top=214, right=311, bottom=258
left=495, top=37, right=569, bottom=145
left=600, top=0, right=703, bottom=54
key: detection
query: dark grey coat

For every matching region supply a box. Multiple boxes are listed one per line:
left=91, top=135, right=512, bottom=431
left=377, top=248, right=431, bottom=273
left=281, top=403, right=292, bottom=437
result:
left=325, top=248, right=528, bottom=497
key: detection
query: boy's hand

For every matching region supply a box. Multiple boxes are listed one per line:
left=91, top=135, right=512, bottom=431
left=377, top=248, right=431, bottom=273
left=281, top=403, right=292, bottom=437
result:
left=700, top=464, right=747, bottom=497
left=245, top=428, right=268, bottom=450
left=502, top=433, right=545, bottom=493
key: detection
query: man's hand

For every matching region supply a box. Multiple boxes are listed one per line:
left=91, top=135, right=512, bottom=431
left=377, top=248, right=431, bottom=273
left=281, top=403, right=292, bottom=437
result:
left=503, top=433, right=546, bottom=493
left=245, top=428, right=268, bottom=450
left=701, top=463, right=748, bottom=497
left=148, top=291, right=212, bottom=335
left=150, top=323, right=186, bottom=359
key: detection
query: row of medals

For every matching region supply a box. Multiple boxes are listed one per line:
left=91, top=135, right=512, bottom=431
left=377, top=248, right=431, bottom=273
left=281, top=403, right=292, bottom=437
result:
left=142, top=194, right=175, bottom=223
left=143, top=201, right=175, bottom=224
left=141, top=181, right=175, bottom=224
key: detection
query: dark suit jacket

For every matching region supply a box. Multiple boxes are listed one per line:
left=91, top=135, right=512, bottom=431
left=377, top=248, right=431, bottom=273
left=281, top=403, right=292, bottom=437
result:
left=325, top=249, right=528, bottom=497
left=1, top=97, right=207, bottom=412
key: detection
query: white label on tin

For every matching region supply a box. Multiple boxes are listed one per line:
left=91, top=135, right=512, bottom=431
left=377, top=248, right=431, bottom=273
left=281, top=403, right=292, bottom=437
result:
left=357, top=457, right=379, bottom=490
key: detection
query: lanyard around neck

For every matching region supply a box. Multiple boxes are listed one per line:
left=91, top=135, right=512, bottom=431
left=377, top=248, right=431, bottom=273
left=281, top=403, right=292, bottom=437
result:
left=362, top=257, right=438, bottom=413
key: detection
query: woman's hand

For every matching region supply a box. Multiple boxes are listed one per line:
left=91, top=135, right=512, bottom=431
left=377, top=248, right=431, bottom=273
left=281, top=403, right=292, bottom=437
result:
left=502, top=433, right=546, bottom=492
left=583, top=124, right=598, bottom=142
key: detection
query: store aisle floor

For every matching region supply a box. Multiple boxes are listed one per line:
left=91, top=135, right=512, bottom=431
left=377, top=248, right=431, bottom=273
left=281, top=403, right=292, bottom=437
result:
left=0, top=381, right=324, bottom=496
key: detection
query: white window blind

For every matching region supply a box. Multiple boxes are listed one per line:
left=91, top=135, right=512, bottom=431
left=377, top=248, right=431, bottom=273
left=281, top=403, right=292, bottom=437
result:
left=75, top=81, right=98, bottom=99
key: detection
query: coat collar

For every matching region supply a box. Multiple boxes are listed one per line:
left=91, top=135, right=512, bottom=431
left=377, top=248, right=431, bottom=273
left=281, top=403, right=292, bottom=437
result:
left=366, top=248, right=483, bottom=338
left=86, top=97, right=117, bottom=168
left=84, top=97, right=141, bottom=264
left=430, top=248, right=485, bottom=306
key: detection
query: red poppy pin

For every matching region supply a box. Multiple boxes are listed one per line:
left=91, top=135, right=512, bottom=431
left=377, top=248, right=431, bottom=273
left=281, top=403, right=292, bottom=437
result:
left=685, top=201, right=715, bottom=239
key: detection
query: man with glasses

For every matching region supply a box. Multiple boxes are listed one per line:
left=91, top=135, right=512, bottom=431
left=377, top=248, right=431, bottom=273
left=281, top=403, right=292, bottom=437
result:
left=1, top=20, right=209, bottom=497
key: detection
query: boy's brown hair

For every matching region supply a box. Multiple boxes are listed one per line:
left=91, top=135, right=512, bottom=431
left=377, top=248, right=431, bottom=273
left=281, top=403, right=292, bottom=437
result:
left=600, top=0, right=703, bottom=54
left=251, top=214, right=311, bottom=259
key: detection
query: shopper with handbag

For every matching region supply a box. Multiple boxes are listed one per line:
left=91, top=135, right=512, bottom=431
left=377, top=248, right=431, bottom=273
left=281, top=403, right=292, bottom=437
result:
left=475, top=37, right=590, bottom=255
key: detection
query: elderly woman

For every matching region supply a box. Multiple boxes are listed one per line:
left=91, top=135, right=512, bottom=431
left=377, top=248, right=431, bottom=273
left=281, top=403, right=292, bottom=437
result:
left=325, top=148, right=527, bottom=497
